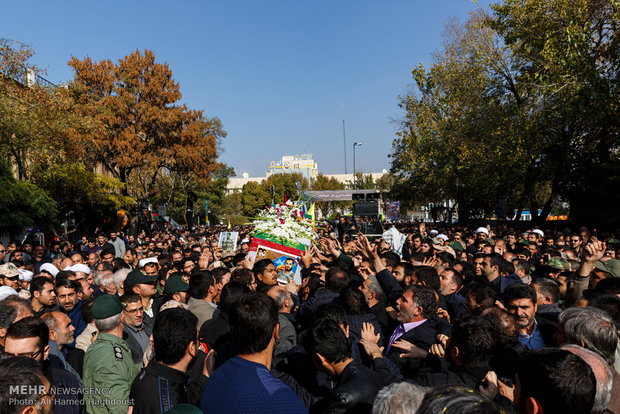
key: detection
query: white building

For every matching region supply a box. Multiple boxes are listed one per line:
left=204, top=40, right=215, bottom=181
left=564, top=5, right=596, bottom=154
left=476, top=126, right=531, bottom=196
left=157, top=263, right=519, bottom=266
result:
left=226, top=155, right=386, bottom=194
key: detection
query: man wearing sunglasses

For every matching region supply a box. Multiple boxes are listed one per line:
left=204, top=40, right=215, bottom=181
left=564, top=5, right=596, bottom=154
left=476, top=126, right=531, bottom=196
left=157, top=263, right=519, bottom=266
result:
left=4, top=316, right=84, bottom=414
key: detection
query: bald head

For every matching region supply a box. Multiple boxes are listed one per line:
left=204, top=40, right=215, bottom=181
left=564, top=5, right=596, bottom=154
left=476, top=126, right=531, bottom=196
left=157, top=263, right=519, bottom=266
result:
left=41, top=311, right=75, bottom=347
left=267, top=286, right=291, bottom=313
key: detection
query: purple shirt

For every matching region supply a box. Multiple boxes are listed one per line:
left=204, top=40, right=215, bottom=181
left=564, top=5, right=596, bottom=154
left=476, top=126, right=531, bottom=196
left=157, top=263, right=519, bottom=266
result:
left=386, top=319, right=427, bottom=353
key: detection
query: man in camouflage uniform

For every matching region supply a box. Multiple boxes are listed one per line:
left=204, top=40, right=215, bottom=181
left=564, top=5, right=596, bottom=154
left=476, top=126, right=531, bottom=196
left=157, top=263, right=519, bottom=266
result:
left=83, top=294, right=142, bottom=414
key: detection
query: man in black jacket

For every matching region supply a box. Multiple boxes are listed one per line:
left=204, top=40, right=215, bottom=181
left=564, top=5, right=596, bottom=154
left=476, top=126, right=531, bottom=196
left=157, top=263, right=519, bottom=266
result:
left=304, top=318, right=381, bottom=414
left=385, top=284, right=440, bottom=377
left=297, top=267, right=349, bottom=327
left=199, top=282, right=250, bottom=367
left=129, top=308, right=210, bottom=413
left=413, top=315, right=496, bottom=389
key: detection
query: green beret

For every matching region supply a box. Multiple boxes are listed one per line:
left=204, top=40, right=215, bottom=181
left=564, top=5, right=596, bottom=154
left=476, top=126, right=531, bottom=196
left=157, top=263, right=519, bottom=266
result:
left=163, top=274, right=189, bottom=295
left=124, top=269, right=157, bottom=289
left=92, top=294, right=124, bottom=319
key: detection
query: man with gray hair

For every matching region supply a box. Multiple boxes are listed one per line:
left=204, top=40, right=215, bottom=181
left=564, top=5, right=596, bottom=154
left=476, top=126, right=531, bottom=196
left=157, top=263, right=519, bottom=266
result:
left=360, top=275, right=389, bottom=337
left=266, top=285, right=297, bottom=356
left=95, top=270, right=117, bottom=295
left=82, top=294, right=141, bottom=414
left=113, top=268, right=131, bottom=296
left=557, top=307, right=618, bottom=366
left=371, top=382, right=427, bottom=414
left=557, top=307, right=620, bottom=413
left=562, top=344, right=614, bottom=414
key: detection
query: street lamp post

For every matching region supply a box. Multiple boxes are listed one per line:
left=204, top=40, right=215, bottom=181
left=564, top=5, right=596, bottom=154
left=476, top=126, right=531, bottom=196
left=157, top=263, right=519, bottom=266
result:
left=353, top=142, right=362, bottom=189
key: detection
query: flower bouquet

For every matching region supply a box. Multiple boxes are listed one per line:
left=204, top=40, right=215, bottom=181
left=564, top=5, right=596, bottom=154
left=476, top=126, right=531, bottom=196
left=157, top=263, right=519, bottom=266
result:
left=252, top=201, right=318, bottom=244
left=247, top=201, right=317, bottom=284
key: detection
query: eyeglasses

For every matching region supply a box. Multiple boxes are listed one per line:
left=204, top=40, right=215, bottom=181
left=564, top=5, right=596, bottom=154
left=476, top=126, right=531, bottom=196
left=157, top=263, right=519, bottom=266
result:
left=0, top=250, right=6, bottom=253
left=4, top=349, right=43, bottom=359
left=39, top=387, right=55, bottom=403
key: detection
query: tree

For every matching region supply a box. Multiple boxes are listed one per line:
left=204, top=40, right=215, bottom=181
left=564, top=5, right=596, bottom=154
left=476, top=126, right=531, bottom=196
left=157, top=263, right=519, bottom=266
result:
left=30, top=162, right=133, bottom=234
left=0, top=159, right=56, bottom=232
left=68, top=50, right=224, bottom=199
left=349, top=173, right=376, bottom=190
left=391, top=11, right=533, bottom=223
left=264, top=173, right=308, bottom=204
left=238, top=173, right=310, bottom=218
left=489, top=0, right=620, bottom=225
left=0, top=40, right=85, bottom=182
left=240, top=181, right=270, bottom=217
left=0, top=39, right=120, bottom=233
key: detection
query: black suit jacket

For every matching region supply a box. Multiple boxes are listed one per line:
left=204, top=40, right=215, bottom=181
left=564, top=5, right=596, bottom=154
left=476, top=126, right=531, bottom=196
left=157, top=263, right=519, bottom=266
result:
left=386, top=319, right=440, bottom=377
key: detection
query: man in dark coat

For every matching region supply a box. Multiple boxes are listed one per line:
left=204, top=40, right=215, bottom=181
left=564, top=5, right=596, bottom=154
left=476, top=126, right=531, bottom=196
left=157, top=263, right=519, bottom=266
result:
left=304, top=319, right=381, bottom=414
left=384, top=285, right=440, bottom=377
left=129, top=308, right=209, bottom=413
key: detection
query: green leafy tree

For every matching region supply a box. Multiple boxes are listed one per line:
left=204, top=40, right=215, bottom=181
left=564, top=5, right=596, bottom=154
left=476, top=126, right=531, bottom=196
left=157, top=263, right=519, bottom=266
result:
left=489, top=0, right=620, bottom=225
left=241, top=181, right=270, bottom=217
left=349, top=173, right=376, bottom=190
left=0, top=159, right=56, bottom=232
left=391, top=11, right=539, bottom=223
left=264, top=173, right=308, bottom=204
left=30, top=162, right=133, bottom=234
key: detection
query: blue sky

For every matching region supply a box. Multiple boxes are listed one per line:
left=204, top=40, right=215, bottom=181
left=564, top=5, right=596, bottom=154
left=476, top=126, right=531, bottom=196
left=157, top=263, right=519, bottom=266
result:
left=2, top=0, right=491, bottom=177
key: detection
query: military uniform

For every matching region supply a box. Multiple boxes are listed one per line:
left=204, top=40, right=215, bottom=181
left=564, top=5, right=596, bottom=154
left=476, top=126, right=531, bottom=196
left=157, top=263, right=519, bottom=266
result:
left=83, top=332, right=142, bottom=414
left=83, top=294, right=142, bottom=414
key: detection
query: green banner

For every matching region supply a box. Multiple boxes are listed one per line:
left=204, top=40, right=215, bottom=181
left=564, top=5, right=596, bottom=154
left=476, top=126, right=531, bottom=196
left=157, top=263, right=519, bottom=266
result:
left=253, top=231, right=309, bottom=251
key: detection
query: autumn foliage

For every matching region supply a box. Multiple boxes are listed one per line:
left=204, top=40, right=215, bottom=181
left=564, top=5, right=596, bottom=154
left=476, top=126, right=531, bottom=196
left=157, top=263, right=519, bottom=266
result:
left=68, top=49, right=224, bottom=199
left=0, top=43, right=225, bottom=232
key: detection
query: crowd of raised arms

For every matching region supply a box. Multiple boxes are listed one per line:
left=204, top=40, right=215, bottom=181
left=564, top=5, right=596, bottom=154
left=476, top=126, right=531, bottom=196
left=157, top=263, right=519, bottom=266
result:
left=0, top=218, right=619, bottom=414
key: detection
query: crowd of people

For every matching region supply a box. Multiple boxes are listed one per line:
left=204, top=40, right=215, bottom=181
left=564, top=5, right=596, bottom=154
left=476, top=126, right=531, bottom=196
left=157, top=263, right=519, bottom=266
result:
left=0, top=219, right=619, bottom=414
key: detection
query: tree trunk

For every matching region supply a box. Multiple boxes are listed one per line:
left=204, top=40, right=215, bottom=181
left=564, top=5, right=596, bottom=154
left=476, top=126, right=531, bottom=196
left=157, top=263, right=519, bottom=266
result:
left=536, top=192, right=557, bottom=224
left=529, top=198, right=539, bottom=222
left=119, top=168, right=129, bottom=196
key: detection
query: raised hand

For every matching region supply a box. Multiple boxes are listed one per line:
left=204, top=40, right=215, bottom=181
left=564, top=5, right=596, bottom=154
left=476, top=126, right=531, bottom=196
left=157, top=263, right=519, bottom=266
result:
left=300, top=246, right=312, bottom=268
left=583, top=241, right=606, bottom=263
left=422, top=256, right=438, bottom=267
left=436, top=307, right=450, bottom=322
left=359, top=322, right=383, bottom=359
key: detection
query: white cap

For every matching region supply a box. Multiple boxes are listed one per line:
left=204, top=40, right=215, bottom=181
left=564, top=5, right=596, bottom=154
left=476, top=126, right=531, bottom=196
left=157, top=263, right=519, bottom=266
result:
left=40, top=263, right=59, bottom=277
left=139, top=257, right=158, bottom=268
left=17, top=269, right=34, bottom=282
left=475, top=227, right=489, bottom=236
left=70, top=263, right=91, bottom=275
left=429, top=230, right=438, bottom=236
left=436, top=234, right=449, bottom=241
left=531, top=229, right=544, bottom=237
left=0, top=286, right=18, bottom=301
